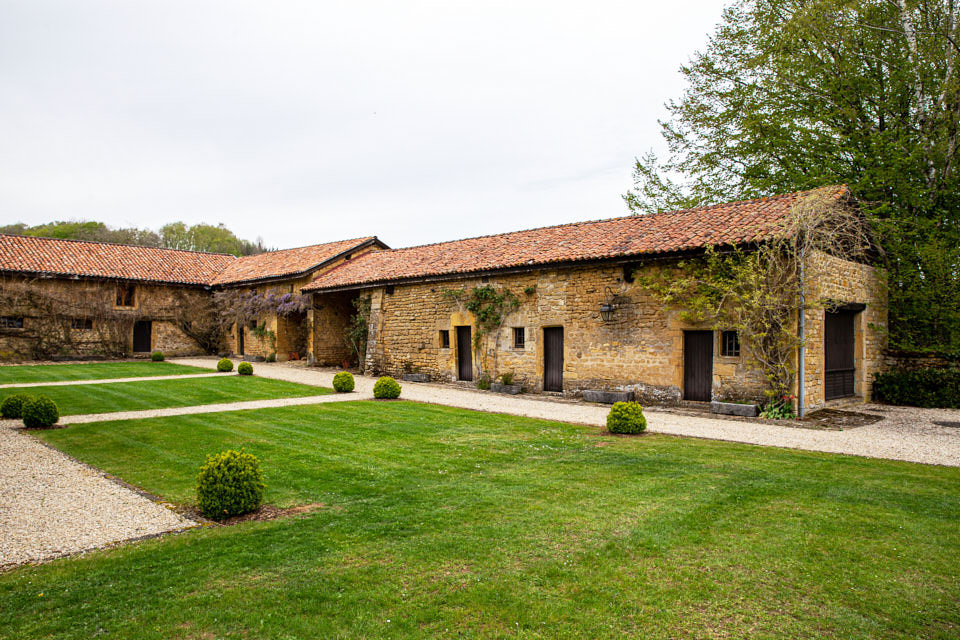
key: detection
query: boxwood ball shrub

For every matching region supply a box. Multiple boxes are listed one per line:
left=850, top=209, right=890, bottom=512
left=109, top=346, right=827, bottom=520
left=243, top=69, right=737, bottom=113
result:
left=217, top=358, right=234, bottom=372
left=333, top=371, right=355, bottom=392
left=1, top=393, right=33, bottom=419
left=237, top=361, right=254, bottom=376
left=151, top=350, right=165, bottom=362
left=606, top=401, right=647, bottom=434
left=21, top=395, right=60, bottom=428
left=373, top=376, right=402, bottom=399
left=196, top=449, right=265, bottom=520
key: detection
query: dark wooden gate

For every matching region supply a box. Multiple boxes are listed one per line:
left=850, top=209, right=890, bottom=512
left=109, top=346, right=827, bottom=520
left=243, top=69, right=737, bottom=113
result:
left=132, top=320, right=152, bottom=353
left=543, top=327, right=564, bottom=392
left=683, top=330, right=713, bottom=401
left=825, top=310, right=856, bottom=400
left=456, top=326, right=473, bottom=381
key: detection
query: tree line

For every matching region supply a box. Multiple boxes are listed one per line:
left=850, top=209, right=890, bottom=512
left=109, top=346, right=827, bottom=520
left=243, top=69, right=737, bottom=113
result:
left=0, top=220, right=268, bottom=257
left=626, top=0, right=960, bottom=354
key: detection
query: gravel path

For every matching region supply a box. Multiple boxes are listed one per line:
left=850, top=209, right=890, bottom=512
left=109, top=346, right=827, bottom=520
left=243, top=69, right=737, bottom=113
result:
left=0, top=426, right=195, bottom=569
left=0, top=372, right=225, bottom=389
left=173, top=358, right=960, bottom=467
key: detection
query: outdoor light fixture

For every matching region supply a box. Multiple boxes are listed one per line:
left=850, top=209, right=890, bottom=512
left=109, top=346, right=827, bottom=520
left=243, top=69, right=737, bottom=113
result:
left=599, top=286, right=617, bottom=322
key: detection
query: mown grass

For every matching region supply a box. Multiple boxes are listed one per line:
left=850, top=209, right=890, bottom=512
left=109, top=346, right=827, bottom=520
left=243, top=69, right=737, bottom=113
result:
left=0, top=361, right=205, bottom=384
left=3, top=401, right=957, bottom=639
left=0, top=375, right=330, bottom=416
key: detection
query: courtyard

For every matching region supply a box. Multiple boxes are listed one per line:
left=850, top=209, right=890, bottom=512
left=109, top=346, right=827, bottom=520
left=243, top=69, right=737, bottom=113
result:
left=0, top=360, right=958, bottom=638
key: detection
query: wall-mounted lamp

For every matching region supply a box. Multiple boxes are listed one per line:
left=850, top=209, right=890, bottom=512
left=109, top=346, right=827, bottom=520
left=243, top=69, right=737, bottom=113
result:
left=599, top=286, right=617, bottom=322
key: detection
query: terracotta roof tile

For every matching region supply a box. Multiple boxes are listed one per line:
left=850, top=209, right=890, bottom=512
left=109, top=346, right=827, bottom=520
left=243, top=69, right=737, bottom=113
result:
left=0, top=234, right=235, bottom=285
left=210, top=237, right=380, bottom=285
left=304, top=186, right=848, bottom=291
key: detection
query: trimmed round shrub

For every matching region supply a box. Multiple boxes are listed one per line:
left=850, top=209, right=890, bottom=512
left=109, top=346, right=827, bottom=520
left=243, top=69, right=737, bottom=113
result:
left=196, top=449, right=265, bottom=520
left=373, top=376, right=401, bottom=399
left=237, top=361, right=254, bottom=376
left=333, top=371, right=355, bottom=393
left=1, top=393, right=33, bottom=419
left=606, top=401, right=646, bottom=434
left=150, top=350, right=165, bottom=362
left=21, top=395, right=60, bottom=428
left=217, top=358, right=234, bottom=372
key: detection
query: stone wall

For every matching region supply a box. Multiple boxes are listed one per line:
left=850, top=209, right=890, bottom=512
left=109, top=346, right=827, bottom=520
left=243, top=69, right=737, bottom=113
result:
left=801, top=250, right=888, bottom=409
left=0, top=276, right=209, bottom=361
left=340, top=262, right=772, bottom=403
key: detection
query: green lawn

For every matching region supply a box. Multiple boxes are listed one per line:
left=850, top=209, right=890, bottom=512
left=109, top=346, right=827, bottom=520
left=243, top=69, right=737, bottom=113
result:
left=0, top=376, right=331, bottom=416
left=2, top=402, right=957, bottom=639
left=0, top=361, right=206, bottom=384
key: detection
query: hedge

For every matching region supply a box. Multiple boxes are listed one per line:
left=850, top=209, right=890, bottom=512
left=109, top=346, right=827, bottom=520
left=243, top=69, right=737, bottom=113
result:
left=873, top=367, right=960, bottom=408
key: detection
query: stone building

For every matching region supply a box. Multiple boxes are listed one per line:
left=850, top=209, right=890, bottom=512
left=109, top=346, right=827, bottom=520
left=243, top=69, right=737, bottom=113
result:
left=0, top=185, right=887, bottom=411
left=302, top=185, right=886, bottom=412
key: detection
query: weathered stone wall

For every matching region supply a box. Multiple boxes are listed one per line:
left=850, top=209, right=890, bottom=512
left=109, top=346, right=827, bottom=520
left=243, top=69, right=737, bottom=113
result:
left=0, top=276, right=209, bottom=360
left=354, top=263, right=770, bottom=403
left=312, top=292, right=354, bottom=366
left=801, top=250, right=887, bottom=409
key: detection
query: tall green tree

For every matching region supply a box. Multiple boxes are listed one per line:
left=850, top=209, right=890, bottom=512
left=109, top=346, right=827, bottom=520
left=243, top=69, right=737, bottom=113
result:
left=626, top=0, right=960, bottom=352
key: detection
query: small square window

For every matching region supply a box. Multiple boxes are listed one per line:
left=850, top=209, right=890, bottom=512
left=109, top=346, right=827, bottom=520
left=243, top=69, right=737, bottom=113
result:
left=439, top=330, right=450, bottom=349
left=0, top=316, right=24, bottom=329
left=116, top=284, right=135, bottom=307
left=71, top=318, right=93, bottom=331
left=721, top=330, right=740, bottom=357
left=513, top=327, right=525, bottom=349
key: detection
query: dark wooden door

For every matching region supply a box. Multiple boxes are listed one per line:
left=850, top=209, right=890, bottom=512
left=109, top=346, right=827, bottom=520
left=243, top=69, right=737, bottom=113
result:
left=825, top=310, right=856, bottom=400
left=237, top=325, right=245, bottom=355
left=132, top=320, right=152, bottom=353
left=543, top=327, right=564, bottom=392
left=456, top=326, right=473, bottom=381
left=683, top=330, right=713, bottom=401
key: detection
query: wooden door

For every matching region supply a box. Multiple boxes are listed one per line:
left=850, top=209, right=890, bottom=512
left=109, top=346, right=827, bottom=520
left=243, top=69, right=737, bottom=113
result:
left=132, top=320, right=152, bottom=353
left=237, top=324, right=245, bottom=355
left=543, top=327, right=564, bottom=392
left=825, top=310, right=855, bottom=399
left=456, top=326, right=473, bottom=381
left=683, top=330, right=713, bottom=401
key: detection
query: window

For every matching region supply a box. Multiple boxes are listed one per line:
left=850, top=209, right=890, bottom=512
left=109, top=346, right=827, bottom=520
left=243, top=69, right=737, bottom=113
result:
left=513, top=327, right=525, bottom=349
left=385, top=285, right=395, bottom=295
left=0, top=316, right=24, bottom=329
left=721, top=330, right=740, bottom=357
left=439, top=330, right=450, bottom=349
left=116, top=283, right=135, bottom=307
left=71, top=318, right=93, bottom=331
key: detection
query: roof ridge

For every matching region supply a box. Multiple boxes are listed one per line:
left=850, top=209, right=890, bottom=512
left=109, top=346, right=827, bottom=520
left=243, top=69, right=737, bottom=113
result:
left=0, top=233, right=238, bottom=258
left=382, top=186, right=842, bottom=254
left=232, top=236, right=378, bottom=258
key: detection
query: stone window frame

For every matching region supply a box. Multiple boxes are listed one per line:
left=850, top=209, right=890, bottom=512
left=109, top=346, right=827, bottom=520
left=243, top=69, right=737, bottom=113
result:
left=439, top=329, right=450, bottom=349
left=0, top=315, right=24, bottom=329
left=512, top=327, right=525, bottom=350
left=71, top=317, right=94, bottom=331
left=115, top=283, right=136, bottom=308
left=720, top=330, right=741, bottom=358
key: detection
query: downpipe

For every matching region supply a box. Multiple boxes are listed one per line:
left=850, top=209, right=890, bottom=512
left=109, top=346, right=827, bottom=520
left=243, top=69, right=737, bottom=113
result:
left=797, top=261, right=806, bottom=418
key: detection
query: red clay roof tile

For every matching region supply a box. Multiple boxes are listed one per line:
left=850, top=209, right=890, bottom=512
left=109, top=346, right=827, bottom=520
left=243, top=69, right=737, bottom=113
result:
left=210, top=237, right=380, bottom=285
left=0, top=234, right=235, bottom=285
left=303, top=186, right=848, bottom=291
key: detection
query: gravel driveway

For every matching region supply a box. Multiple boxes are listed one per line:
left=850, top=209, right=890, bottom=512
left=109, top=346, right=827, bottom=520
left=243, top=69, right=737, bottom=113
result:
left=174, top=357, right=960, bottom=468
left=0, top=426, right=195, bottom=569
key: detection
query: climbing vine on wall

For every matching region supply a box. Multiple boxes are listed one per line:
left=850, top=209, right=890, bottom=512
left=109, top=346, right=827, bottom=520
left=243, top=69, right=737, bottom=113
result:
left=443, top=285, right=520, bottom=379
left=344, top=295, right=371, bottom=372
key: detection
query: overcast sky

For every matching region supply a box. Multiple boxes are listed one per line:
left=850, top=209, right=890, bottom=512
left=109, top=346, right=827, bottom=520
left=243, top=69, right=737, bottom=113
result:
left=1, top=1, right=725, bottom=250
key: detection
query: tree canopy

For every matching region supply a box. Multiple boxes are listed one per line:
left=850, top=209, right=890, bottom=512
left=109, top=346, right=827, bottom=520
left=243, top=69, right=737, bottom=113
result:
left=0, top=220, right=267, bottom=257
left=626, top=0, right=960, bottom=353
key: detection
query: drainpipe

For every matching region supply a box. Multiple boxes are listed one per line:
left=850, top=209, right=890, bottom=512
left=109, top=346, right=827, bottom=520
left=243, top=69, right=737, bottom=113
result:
left=797, top=260, right=806, bottom=418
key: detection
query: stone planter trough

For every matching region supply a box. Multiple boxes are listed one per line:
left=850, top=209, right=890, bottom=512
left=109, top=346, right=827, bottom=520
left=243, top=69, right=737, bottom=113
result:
left=582, top=389, right=633, bottom=404
left=401, top=373, right=430, bottom=383
left=710, top=401, right=758, bottom=417
left=490, top=382, right=522, bottom=395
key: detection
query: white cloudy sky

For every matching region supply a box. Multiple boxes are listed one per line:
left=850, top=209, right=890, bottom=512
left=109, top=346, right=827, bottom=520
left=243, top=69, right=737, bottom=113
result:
left=0, top=1, right=725, bottom=249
